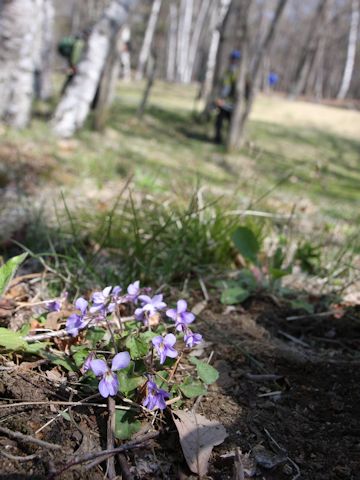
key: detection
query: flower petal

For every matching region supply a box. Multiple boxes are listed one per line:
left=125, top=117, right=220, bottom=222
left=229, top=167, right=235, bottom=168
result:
left=177, top=299, right=187, bottom=313
left=151, top=335, right=163, bottom=347
left=103, top=286, right=112, bottom=297
left=166, top=308, right=177, bottom=320
left=75, top=297, right=88, bottom=314
left=106, top=373, right=119, bottom=396
left=166, top=347, right=178, bottom=359
left=98, top=378, right=110, bottom=398
left=111, top=352, right=131, bottom=371
left=139, top=295, right=152, bottom=305
left=90, top=359, right=108, bottom=376
left=182, top=312, right=195, bottom=324
left=164, top=333, right=176, bottom=347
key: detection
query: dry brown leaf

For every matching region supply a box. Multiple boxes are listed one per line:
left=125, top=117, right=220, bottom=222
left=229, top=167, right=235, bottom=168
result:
left=44, top=311, right=69, bottom=330
left=172, top=410, right=227, bottom=477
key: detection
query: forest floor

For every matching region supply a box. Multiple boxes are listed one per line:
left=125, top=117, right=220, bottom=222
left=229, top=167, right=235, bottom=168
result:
left=0, top=82, right=360, bottom=479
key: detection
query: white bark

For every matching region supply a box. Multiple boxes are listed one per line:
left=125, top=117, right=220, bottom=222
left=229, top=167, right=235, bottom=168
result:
left=120, top=25, right=131, bottom=81
left=184, top=0, right=211, bottom=83
left=0, top=0, right=43, bottom=128
left=52, top=0, right=138, bottom=138
left=337, top=0, right=359, bottom=99
left=177, top=0, right=193, bottom=83
left=166, top=3, right=178, bottom=81
left=136, top=0, right=162, bottom=80
left=38, top=0, right=55, bottom=99
left=202, top=0, right=232, bottom=100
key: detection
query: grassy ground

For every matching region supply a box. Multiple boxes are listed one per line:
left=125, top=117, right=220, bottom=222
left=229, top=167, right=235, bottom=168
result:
left=1, top=81, right=359, bottom=289
left=2, top=81, right=360, bottom=219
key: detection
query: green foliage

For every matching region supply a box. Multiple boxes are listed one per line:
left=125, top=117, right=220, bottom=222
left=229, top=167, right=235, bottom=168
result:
left=0, top=253, right=27, bottom=296
left=295, top=241, right=321, bottom=274
left=232, top=226, right=260, bottom=263
left=221, top=286, right=250, bottom=305
left=190, top=357, right=219, bottom=384
left=0, top=327, right=27, bottom=350
left=115, top=410, right=142, bottom=440
left=126, top=336, right=149, bottom=360
left=179, top=379, right=207, bottom=399
left=118, top=371, right=144, bottom=395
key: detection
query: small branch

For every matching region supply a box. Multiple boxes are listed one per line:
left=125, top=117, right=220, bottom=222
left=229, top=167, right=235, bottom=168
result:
left=23, top=316, right=135, bottom=342
left=278, top=330, right=310, bottom=348
left=286, top=311, right=334, bottom=321
left=47, top=431, right=159, bottom=479
left=0, top=400, right=134, bottom=411
left=117, top=453, right=133, bottom=480
left=0, top=425, right=62, bottom=451
left=107, top=397, right=116, bottom=479
left=245, top=373, right=283, bottom=382
left=233, top=447, right=245, bottom=480
left=0, top=450, right=37, bottom=462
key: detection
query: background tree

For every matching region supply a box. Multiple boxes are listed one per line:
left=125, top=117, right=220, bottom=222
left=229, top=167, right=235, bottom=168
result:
left=0, top=0, right=45, bottom=128
left=337, top=0, right=360, bottom=99
left=136, top=0, right=162, bottom=80
left=52, top=0, right=138, bottom=138
left=228, top=0, right=289, bottom=150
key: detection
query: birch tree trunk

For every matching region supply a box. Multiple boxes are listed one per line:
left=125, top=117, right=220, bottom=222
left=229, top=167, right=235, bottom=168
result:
left=202, top=0, right=232, bottom=100
left=135, top=0, right=162, bottom=81
left=228, top=0, right=288, bottom=150
left=38, top=0, right=55, bottom=100
left=166, top=3, right=178, bottom=81
left=184, top=0, right=211, bottom=83
left=289, top=0, right=329, bottom=99
left=52, top=0, right=138, bottom=138
left=177, top=0, right=193, bottom=83
left=93, top=30, right=122, bottom=131
left=0, top=0, right=43, bottom=128
left=337, top=0, right=359, bottom=99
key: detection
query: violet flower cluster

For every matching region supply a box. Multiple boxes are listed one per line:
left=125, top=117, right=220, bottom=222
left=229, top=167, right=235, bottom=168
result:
left=63, top=282, right=203, bottom=410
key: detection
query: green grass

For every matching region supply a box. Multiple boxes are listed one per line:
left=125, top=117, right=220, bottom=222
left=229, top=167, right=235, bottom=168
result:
left=1, top=80, right=359, bottom=291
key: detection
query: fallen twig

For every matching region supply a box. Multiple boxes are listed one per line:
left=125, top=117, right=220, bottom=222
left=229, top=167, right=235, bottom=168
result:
left=233, top=447, right=245, bottom=480
left=0, top=450, right=37, bottom=462
left=246, top=373, right=283, bottom=382
left=106, top=397, right=116, bottom=479
left=0, top=400, right=134, bottom=411
left=264, top=428, right=301, bottom=480
left=278, top=330, right=310, bottom=348
left=23, top=316, right=135, bottom=342
left=0, top=425, right=62, bottom=451
left=47, top=430, right=159, bottom=479
left=286, top=311, right=334, bottom=321
left=117, top=453, right=133, bottom=480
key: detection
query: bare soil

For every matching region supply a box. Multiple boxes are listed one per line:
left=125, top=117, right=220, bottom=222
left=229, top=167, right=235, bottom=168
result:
left=0, top=293, right=359, bottom=479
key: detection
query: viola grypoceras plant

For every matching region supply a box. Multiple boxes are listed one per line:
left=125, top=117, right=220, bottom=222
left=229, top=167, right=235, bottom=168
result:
left=62, top=282, right=205, bottom=411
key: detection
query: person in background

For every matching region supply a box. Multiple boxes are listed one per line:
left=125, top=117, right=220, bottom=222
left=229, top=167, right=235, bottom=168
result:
left=214, top=49, right=241, bottom=144
left=268, top=71, right=279, bottom=90
left=58, top=28, right=90, bottom=93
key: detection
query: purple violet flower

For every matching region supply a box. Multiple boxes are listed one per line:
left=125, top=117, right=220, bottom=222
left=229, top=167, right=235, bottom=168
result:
left=184, top=329, right=203, bottom=348
left=143, top=380, right=170, bottom=410
left=81, top=352, right=95, bottom=374
left=89, top=352, right=131, bottom=398
left=166, top=299, right=195, bottom=332
left=152, top=334, right=178, bottom=364
left=126, top=280, right=140, bottom=304
left=46, top=300, right=61, bottom=312
left=66, top=297, right=88, bottom=336
left=135, top=294, right=167, bottom=323
left=90, top=286, right=115, bottom=314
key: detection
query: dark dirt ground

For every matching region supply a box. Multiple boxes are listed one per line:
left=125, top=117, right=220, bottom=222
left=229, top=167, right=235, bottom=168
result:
left=0, top=291, right=359, bottom=480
